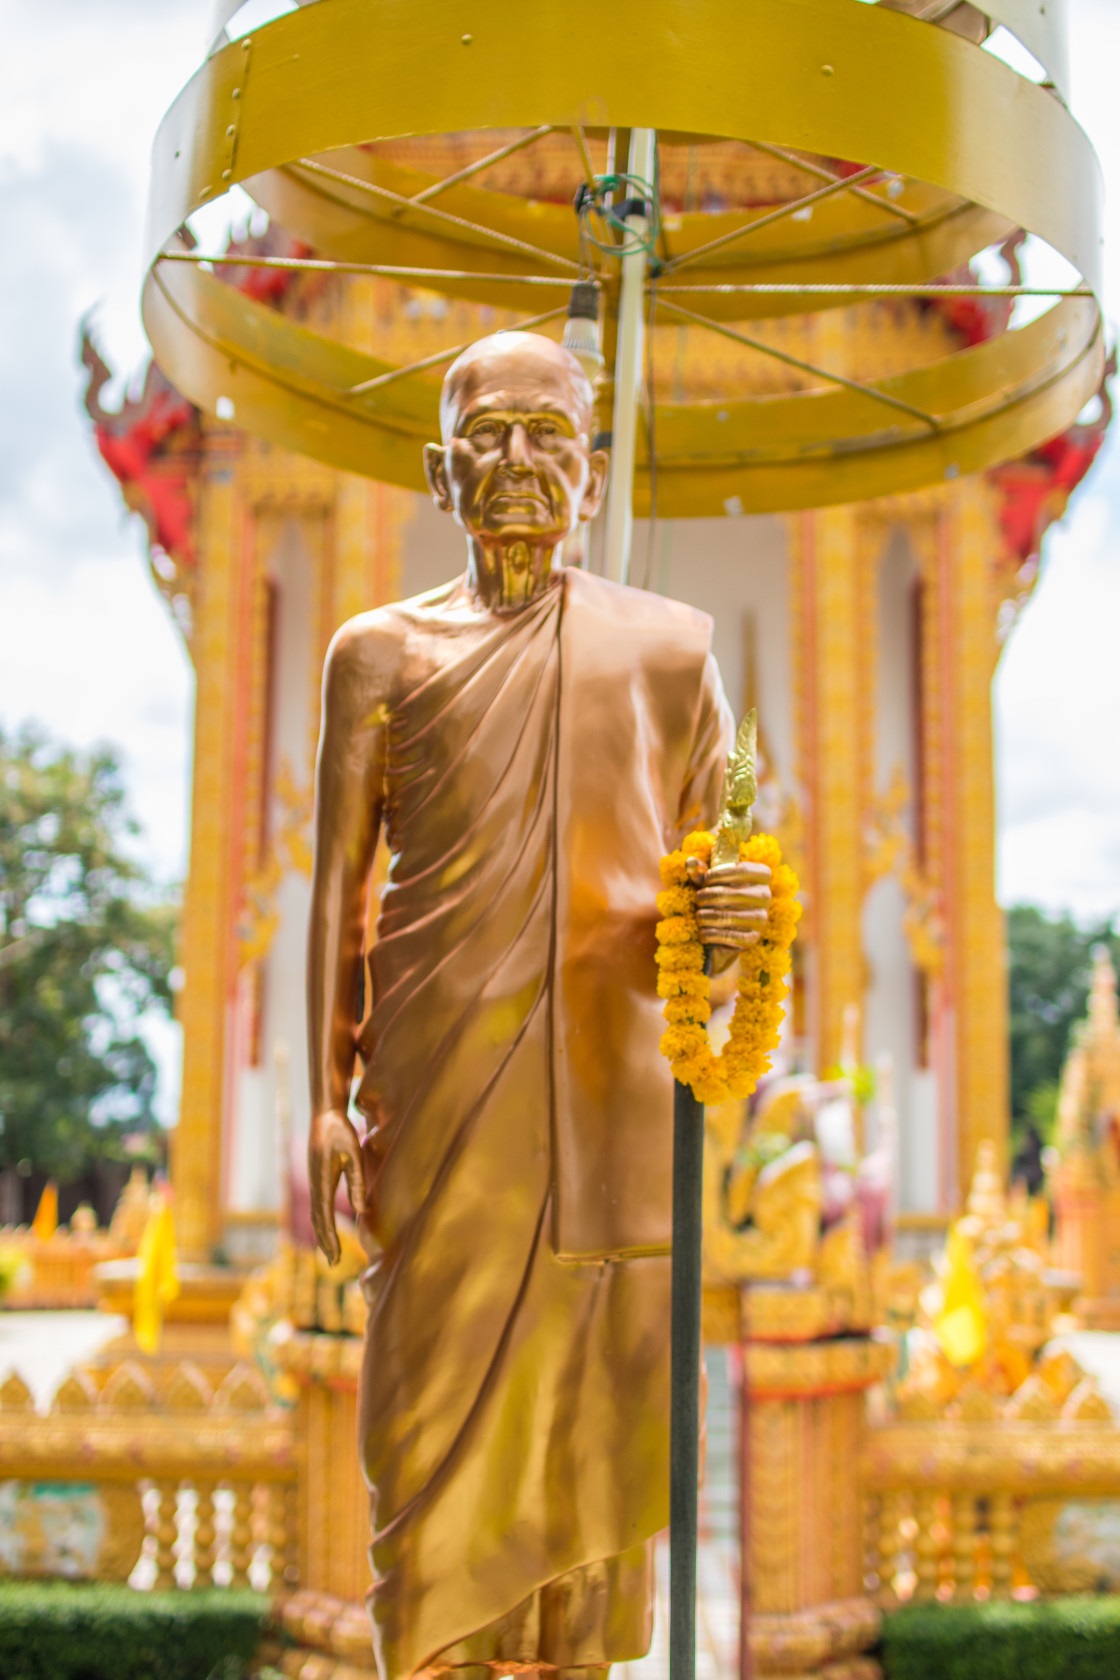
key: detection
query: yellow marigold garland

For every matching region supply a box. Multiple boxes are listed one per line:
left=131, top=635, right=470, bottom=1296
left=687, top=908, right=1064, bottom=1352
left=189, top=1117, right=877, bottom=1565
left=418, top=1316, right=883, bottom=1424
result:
left=656, top=830, right=801, bottom=1105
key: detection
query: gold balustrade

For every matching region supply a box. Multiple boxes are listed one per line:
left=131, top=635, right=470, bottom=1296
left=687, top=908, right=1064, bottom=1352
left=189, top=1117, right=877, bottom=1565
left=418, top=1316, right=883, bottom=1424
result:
left=0, top=1223, right=129, bottom=1310
left=865, top=1389, right=1120, bottom=1603
left=7, top=1238, right=1120, bottom=1677
left=0, top=1358, right=297, bottom=1593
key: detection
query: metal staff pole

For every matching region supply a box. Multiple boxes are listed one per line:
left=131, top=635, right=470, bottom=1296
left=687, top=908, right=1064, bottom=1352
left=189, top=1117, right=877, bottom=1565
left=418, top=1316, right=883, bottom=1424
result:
left=670, top=1063, right=706, bottom=1680
left=598, top=123, right=718, bottom=1678
left=672, top=715, right=758, bottom=1680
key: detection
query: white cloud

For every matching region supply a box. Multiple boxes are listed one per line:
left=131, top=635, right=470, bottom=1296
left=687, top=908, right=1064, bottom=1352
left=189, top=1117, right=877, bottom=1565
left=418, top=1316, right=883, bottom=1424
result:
left=1, top=1, right=208, bottom=1122
left=989, top=0, right=1120, bottom=925
left=996, top=462, right=1120, bottom=922
left=0, top=558, right=193, bottom=877
left=0, top=2, right=207, bottom=842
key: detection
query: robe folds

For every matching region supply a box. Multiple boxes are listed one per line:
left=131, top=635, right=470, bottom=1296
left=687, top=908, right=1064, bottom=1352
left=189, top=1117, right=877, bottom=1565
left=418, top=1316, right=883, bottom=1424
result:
left=352, top=566, right=732, bottom=1679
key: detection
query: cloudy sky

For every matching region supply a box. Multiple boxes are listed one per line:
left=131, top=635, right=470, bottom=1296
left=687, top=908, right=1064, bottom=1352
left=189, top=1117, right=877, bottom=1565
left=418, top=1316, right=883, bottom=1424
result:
left=2, top=1, right=1119, bottom=1110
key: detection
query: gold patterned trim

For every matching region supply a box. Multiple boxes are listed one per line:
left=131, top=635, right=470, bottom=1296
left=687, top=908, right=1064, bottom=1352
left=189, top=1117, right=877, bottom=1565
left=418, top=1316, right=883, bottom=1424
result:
left=745, top=1336, right=894, bottom=1399
left=749, top=1596, right=881, bottom=1674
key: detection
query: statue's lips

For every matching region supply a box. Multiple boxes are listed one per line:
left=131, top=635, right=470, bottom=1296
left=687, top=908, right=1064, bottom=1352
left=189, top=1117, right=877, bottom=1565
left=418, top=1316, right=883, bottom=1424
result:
left=485, top=490, right=549, bottom=514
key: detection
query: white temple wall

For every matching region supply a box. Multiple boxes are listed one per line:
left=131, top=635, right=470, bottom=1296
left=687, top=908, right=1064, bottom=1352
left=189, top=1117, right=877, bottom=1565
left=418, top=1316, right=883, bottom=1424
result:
left=861, top=524, right=938, bottom=1211
left=650, top=515, right=792, bottom=791
left=230, top=515, right=315, bottom=1221
left=399, top=492, right=466, bottom=598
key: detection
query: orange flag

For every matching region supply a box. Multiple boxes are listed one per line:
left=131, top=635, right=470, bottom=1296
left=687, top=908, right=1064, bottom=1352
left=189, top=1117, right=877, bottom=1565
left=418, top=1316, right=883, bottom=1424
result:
left=31, top=1182, right=58, bottom=1241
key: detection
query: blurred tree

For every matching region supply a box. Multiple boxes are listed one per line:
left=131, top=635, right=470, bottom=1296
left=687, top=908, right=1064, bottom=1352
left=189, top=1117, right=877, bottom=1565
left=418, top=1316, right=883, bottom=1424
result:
left=1007, top=904, right=1120, bottom=1151
left=0, top=726, right=178, bottom=1188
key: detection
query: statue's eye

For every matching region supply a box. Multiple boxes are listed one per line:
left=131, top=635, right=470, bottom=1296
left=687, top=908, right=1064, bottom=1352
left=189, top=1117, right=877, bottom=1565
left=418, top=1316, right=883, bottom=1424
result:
left=469, top=419, right=502, bottom=440
left=531, top=419, right=559, bottom=437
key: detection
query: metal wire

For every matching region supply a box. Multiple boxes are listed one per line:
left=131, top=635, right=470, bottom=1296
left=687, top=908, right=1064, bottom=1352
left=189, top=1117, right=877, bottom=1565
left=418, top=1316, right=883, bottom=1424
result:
left=666, top=166, right=881, bottom=273
left=570, top=125, right=600, bottom=198
left=159, top=251, right=576, bottom=287
left=159, top=253, right=1092, bottom=301
left=656, top=282, right=1093, bottom=298
left=290, top=157, right=583, bottom=274
left=745, top=138, right=919, bottom=224
left=347, top=304, right=570, bottom=395
left=149, top=263, right=421, bottom=436
left=642, top=270, right=659, bottom=592
left=655, top=296, right=940, bottom=429
left=576, top=172, right=662, bottom=259
left=407, top=127, right=555, bottom=204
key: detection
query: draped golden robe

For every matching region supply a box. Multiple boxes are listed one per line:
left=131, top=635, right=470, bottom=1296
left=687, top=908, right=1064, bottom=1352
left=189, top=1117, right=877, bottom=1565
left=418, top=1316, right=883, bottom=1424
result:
left=352, top=567, right=732, bottom=1679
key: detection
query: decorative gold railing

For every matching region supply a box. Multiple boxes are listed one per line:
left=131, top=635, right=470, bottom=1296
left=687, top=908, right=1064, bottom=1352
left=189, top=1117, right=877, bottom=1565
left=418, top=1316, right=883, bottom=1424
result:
left=0, top=1224, right=129, bottom=1309
left=864, top=1381, right=1120, bottom=1602
left=0, top=1359, right=297, bottom=1591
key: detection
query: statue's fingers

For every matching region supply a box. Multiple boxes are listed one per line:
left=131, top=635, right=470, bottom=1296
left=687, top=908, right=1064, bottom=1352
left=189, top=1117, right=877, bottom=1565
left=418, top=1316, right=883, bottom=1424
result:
left=312, top=1207, right=341, bottom=1267
left=705, top=861, right=771, bottom=885
left=697, top=928, right=762, bottom=950
left=695, top=913, right=765, bottom=940
left=311, top=1155, right=342, bottom=1265
left=695, top=886, right=771, bottom=910
left=699, top=931, right=760, bottom=952
left=696, top=907, right=769, bottom=930
left=312, top=1210, right=339, bottom=1267
left=340, top=1143, right=367, bottom=1222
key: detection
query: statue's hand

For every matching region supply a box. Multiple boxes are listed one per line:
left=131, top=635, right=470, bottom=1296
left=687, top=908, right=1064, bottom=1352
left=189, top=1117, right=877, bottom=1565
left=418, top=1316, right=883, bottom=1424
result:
left=309, top=1107, right=367, bottom=1267
left=694, top=860, right=771, bottom=958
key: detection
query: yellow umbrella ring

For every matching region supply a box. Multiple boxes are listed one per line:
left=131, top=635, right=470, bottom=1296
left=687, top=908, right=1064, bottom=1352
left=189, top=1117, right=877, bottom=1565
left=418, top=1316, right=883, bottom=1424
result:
left=141, top=0, right=1105, bottom=514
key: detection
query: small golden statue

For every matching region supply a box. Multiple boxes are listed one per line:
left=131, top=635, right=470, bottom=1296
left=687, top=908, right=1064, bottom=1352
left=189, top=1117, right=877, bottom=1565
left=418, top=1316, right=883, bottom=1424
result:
left=307, top=332, right=769, bottom=1679
left=710, top=711, right=758, bottom=871
left=704, top=1126, right=822, bottom=1283
left=108, top=1165, right=152, bottom=1249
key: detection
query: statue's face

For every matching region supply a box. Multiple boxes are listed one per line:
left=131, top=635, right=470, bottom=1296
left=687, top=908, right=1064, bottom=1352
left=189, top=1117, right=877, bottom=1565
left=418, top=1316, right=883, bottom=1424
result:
left=424, top=334, right=607, bottom=548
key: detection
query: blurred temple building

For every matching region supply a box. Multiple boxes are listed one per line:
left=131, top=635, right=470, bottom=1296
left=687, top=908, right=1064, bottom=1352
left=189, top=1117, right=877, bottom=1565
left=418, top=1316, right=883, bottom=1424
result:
left=84, top=136, right=1109, bottom=1264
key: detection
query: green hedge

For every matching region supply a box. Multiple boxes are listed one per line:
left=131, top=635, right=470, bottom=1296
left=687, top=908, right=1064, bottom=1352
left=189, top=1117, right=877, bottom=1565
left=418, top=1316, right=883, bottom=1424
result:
left=0, top=1583, right=269, bottom=1680
left=882, top=1599, right=1120, bottom=1680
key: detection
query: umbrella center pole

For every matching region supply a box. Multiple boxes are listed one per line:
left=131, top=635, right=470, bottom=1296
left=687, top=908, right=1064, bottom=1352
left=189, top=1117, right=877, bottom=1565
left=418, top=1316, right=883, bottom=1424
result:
left=603, top=127, right=655, bottom=586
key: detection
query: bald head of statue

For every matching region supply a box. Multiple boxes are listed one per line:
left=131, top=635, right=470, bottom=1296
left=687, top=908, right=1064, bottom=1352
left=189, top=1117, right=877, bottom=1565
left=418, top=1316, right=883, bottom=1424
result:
left=423, top=332, right=609, bottom=605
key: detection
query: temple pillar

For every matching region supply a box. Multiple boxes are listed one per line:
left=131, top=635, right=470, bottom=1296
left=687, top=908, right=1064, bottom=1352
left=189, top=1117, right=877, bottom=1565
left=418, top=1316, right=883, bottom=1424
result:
left=333, top=477, right=408, bottom=629
left=271, top=1260, right=378, bottom=1679
left=174, top=430, right=249, bottom=1261
left=947, top=481, right=1008, bottom=1190
left=916, top=485, right=1008, bottom=1206
left=225, top=502, right=284, bottom=1236
left=332, top=272, right=411, bottom=632
left=742, top=1308, right=889, bottom=1680
left=791, top=506, right=874, bottom=1073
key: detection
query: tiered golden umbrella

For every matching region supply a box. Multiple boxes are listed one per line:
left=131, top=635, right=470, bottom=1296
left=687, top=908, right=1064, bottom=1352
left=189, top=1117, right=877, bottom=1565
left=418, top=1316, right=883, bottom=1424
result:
left=143, top=0, right=1103, bottom=522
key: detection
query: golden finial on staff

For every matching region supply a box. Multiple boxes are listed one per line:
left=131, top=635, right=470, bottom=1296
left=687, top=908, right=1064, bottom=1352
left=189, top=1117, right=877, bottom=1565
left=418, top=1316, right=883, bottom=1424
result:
left=711, top=708, right=757, bottom=869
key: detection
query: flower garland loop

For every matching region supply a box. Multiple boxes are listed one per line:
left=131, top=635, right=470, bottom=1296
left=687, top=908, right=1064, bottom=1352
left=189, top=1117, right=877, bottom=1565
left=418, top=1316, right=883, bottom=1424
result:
left=656, top=830, right=801, bottom=1105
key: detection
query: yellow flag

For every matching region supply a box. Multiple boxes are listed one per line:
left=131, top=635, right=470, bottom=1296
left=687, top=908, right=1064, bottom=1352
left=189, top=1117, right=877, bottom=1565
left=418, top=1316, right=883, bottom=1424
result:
left=31, top=1182, right=58, bottom=1241
left=133, top=1190, right=180, bottom=1355
left=934, top=1224, right=988, bottom=1368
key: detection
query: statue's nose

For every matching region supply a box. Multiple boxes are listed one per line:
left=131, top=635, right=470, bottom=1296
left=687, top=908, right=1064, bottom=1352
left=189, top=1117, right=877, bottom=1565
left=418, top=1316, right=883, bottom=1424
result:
left=502, top=421, right=534, bottom=470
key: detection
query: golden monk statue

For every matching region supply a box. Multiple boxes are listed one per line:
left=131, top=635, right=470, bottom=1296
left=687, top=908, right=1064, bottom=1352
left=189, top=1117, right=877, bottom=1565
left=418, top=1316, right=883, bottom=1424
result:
left=307, top=331, right=769, bottom=1680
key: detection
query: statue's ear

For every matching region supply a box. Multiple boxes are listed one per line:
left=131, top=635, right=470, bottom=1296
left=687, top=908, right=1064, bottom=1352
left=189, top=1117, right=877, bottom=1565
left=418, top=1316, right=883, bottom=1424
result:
left=423, top=442, right=453, bottom=511
left=579, top=448, right=610, bottom=522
